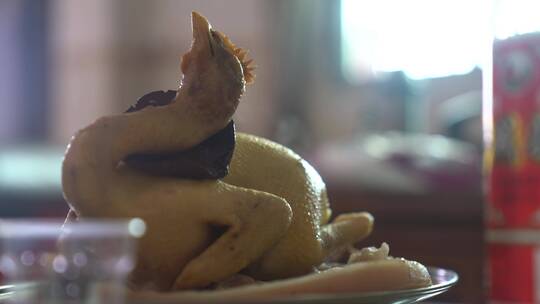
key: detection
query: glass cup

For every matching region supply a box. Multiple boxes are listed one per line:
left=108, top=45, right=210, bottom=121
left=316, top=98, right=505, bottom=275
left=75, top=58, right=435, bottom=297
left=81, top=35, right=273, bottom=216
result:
left=0, top=218, right=145, bottom=304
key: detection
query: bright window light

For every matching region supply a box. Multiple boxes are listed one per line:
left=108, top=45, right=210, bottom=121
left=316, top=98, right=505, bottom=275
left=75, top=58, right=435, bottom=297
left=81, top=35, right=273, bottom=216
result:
left=341, top=0, right=540, bottom=81
left=493, top=0, right=540, bottom=39
left=0, top=147, right=63, bottom=193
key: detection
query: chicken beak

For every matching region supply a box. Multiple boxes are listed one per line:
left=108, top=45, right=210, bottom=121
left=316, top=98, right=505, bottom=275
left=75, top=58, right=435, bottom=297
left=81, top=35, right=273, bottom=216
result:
left=191, top=11, right=214, bottom=56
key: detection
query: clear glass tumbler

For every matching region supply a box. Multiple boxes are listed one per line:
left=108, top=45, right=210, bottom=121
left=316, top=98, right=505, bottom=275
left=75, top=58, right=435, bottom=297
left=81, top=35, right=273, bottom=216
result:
left=0, top=218, right=145, bottom=304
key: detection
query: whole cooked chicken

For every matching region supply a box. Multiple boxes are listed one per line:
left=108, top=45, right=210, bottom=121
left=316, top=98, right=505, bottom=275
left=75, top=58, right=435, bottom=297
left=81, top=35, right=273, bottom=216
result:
left=62, top=12, right=386, bottom=292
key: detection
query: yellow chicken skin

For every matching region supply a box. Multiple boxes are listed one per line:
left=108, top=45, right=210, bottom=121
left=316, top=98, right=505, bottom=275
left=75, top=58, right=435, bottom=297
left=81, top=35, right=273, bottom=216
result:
left=61, top=12, right=373, bottom=291
left=226, top=134, right=373, bottom=280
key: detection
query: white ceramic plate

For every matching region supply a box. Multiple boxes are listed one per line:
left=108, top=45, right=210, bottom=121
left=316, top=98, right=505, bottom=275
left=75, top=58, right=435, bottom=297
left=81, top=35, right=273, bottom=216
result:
left=0, top=267, right=457, bottom=304
left=257, top=267, right=459, bottom=304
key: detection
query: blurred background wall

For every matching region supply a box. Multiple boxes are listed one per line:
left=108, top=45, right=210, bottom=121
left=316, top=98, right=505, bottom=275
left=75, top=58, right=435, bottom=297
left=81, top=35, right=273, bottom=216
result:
left=4, top=0, right=538, bottom=302
left=0, top=0, right=486, bottom=199
left=48, top=0, right=283, bottom=144
left=1, top=0, right=485, bottom=149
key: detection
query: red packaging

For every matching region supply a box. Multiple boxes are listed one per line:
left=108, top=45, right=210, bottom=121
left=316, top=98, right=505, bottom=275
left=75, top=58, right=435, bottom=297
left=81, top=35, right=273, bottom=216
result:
left=487, top=33, right=540, bottom=303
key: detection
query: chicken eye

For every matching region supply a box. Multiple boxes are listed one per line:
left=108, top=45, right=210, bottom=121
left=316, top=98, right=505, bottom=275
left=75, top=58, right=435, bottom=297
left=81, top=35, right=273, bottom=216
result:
left=211, top=30, right=223, bottom=46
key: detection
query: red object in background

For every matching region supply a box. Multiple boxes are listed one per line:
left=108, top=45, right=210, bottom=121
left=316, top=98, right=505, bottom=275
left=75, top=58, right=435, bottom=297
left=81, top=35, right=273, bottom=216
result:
left=487, top=33, right=540, bottom=303
left=489, top=244, right=534, bottom=302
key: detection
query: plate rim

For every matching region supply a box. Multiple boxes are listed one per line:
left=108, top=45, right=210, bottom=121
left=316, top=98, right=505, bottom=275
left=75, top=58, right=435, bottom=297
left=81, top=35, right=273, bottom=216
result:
left=0, top=266, right=458, bottom=303
left=263, top=266, right=459, bottom=303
